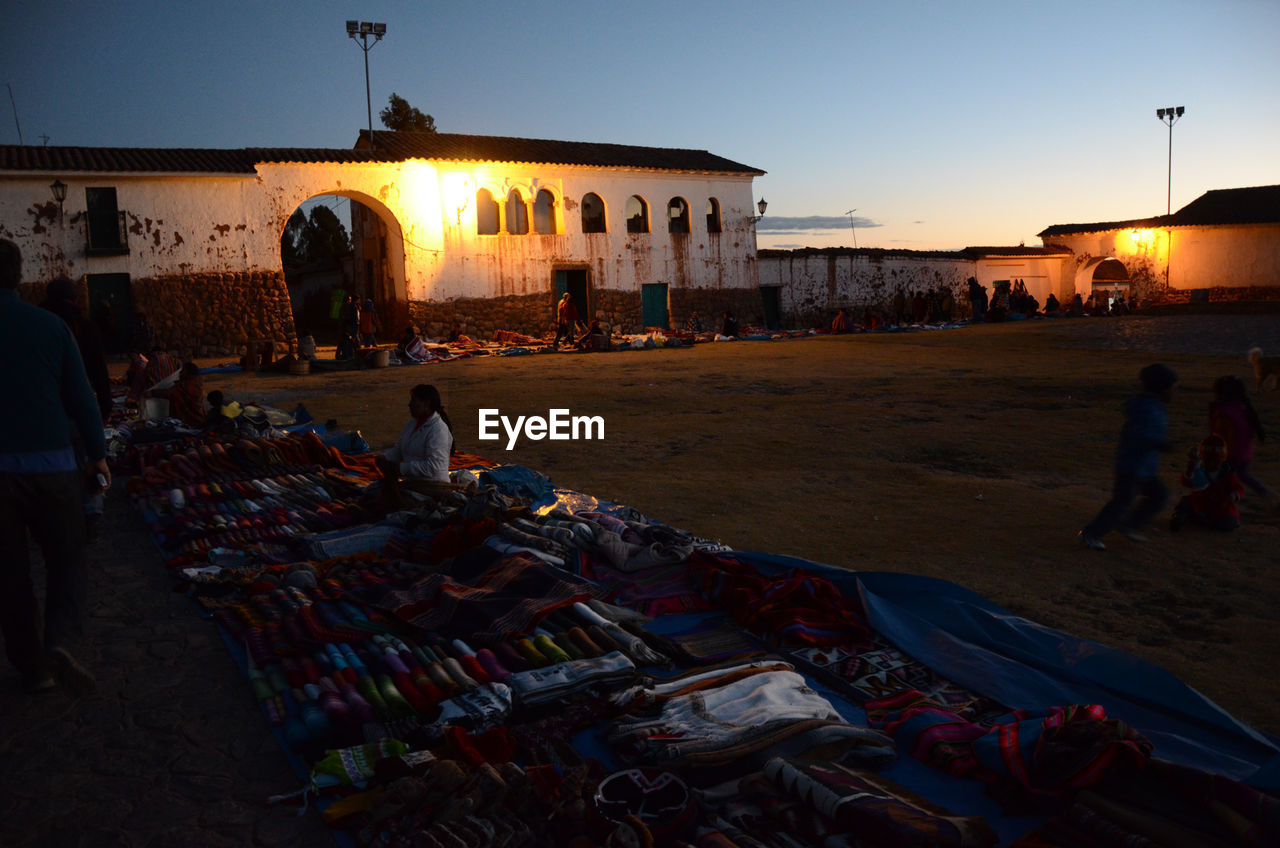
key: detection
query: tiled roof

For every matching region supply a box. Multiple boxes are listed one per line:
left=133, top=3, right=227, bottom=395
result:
left=757, top=246, right=1071, bottom=260
left=357, top=130, right=765, bottom=174
left=1038, top=184, right=1280, bottom=236
left=1, top=132, right=764, bottom=176
left=0, top=145, right=391, bottom=173
left=960, top=246, right=1073, bottom=257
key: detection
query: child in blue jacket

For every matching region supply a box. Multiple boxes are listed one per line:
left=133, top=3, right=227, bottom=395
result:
left=1079, top=363, right=1178, bottom=550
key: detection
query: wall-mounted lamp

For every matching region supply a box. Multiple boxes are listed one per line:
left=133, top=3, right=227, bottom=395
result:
left=50, top=179, right=67, bottom=222
left=748, top=197, right=767, bottom=224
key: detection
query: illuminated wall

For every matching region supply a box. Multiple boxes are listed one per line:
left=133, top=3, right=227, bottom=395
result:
left=1043, top=223, right=1280, bottom=298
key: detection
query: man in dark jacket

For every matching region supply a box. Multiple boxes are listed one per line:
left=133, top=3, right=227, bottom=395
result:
left=0, top=240, right=106, bottom=695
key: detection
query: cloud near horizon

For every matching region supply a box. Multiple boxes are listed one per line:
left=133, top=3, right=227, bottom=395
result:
left=755, top=215, right=878, bottom=232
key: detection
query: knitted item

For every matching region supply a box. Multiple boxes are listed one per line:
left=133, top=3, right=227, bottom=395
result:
left=311, top=738, right=408, bottom=791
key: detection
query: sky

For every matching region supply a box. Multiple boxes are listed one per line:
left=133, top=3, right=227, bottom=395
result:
left=4, top=0, right=1278, bottom=251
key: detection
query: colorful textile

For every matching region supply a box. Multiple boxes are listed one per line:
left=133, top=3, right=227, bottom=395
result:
left=688, top=552, right=869, bottom=646
left=764, top=757, right=999, bottom=847
left=363, top=552, right=605, bottom=640
left=867, top=691, right=1153, bottom=809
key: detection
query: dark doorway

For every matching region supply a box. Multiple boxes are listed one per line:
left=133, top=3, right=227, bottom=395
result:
left=86, top=273, right=133, bottom=353
left=760, top=286, right=781, bottom=330
left=555, top=269, right=591, bottom=322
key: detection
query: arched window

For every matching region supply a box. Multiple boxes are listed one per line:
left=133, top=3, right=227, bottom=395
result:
left=476, top=189, right=499, bottom=235
left=706, top=198, right=722, bottom=234
left=626, top=195, right=649, bottom=234
left=667, top=197, right=690, bottom=234
left=581, top=193, right=606, bottom=233
left=533, top=189, right=557, bottom=234
left=505, top=189, right=529, bottom=235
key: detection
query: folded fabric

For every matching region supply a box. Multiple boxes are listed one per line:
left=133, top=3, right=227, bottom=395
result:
left=608, top=670, right=843, bottom=763
left=764, top=756, right=999, bottom=847
left=506, top=650, right=637, bottom=708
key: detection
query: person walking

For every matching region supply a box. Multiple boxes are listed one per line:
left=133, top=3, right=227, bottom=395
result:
left=0, top=239, right=107, bottom=695
left=1078, top=363, right=1178, bottom=550
left=554, top=293, right=583, bottom=350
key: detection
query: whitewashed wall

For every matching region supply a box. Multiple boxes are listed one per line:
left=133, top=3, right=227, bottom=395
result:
left=1044, top=224, right=1280, bottom=294
left=0, top=160, right=760, bottom=299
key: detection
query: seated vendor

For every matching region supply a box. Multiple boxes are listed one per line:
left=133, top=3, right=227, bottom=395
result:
left=577, top=312, right=612, bottom=352
left=153, top=361, right=204, bottom=427
left=397, top=325, right=424, bottom=359
left=377, top=384, right=455, bottom=484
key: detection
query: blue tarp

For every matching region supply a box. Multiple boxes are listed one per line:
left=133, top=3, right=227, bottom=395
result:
left=724, top=550, right=1280, bottom=792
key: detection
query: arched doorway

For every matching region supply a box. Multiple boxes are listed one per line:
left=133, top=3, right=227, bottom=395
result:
left=1075, top=257, right=1130, bottom=310
left=280, top=192, right=408, bottom=344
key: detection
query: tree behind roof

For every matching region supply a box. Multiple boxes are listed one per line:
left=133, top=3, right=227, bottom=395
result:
left=380, top=93, right=437, bottom=133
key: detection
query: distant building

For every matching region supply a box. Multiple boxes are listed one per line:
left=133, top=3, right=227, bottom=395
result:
left=1038, top=184, right=1280, bottom=304
left=0, top=132, right=764, bottom=352
left=756, top=246, right=1073, bottom=326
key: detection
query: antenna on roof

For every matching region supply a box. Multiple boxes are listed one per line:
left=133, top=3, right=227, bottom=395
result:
left=6, top=83, right=23, bottom=146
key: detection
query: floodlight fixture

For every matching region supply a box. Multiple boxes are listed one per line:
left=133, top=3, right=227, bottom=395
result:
left=1155, top=104, right=1185, bottom=215
left=346, top=20, right=388, bottom=151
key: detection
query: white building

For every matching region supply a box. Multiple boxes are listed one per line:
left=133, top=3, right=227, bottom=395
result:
left=1038, top=184, right=1280, bottom=304
left=0, top=132, right=764, bottom=352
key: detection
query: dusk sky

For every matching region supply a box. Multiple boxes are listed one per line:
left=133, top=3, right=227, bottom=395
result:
left=4, top=0, right=1277, bottom=251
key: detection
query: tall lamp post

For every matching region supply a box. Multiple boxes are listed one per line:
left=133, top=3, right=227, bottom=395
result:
left=347, top=20, right=387, bottom=150
left=1155, top=106, right=1184, bottom=215
left=1156, top=106, right=1184, bottom=290
left=844, top=208, right=858, bottom=249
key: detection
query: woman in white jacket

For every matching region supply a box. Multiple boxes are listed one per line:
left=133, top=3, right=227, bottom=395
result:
left=378, top=384, right=455, bottom=485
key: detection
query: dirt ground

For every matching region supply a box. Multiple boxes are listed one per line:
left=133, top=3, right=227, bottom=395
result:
left=194, top=313, right=1280, bottom=738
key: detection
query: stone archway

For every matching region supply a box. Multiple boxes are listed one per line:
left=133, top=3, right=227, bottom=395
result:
left=281, top=192, right=409, bottom=344
left=1075, top=257, right=1130, bottom=306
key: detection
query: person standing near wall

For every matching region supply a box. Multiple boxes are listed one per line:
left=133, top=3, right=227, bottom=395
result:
left=554, top=293, right=584, bottom=351
left=0, top=239, right=107, bottom=695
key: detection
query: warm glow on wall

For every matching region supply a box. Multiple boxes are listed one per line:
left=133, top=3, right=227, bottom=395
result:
left=1129, top=228, right=1154, bottom=249
left=441, top=172, right=472, bottom=225
left=401, top=161, right=441, bottom=233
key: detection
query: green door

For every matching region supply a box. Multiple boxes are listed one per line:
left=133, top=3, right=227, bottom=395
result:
left=641, top=283, right=669, bottom=330
left=86, top=273, right=133, bottom=353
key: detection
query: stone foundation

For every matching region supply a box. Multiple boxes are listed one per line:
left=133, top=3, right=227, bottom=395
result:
left=1153, top=284, right=1280, bottom=305
left=22, top=271, right=297, bottom=357
left=131, top=272, right=297, bottom=357
left=669, top=287, right=774, bottom=331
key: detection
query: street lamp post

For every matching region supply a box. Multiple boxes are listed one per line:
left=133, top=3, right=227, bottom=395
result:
left=1156, top=106, right=1185, bottom=291
left=747, top=197, right=768, bottom=225
left=347, top=21, right=387, bottom=150
left=844, top=209, right=858, bottom=249
left=1155, top=106, right=1185, bottom=215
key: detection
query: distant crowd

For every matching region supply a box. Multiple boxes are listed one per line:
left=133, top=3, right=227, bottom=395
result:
left=823, top=277, right=1140, bottom=333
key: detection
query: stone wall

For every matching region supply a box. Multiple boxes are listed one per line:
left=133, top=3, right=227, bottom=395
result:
left=19, top=270, right=296, bottom=356
left=1156, top=284, right=1280, bottom=305
left=669, top=286, right=771, bottom=331
left=128, top=272, right=294, bottom=356
left=409, top=288, right=666, bottom=340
